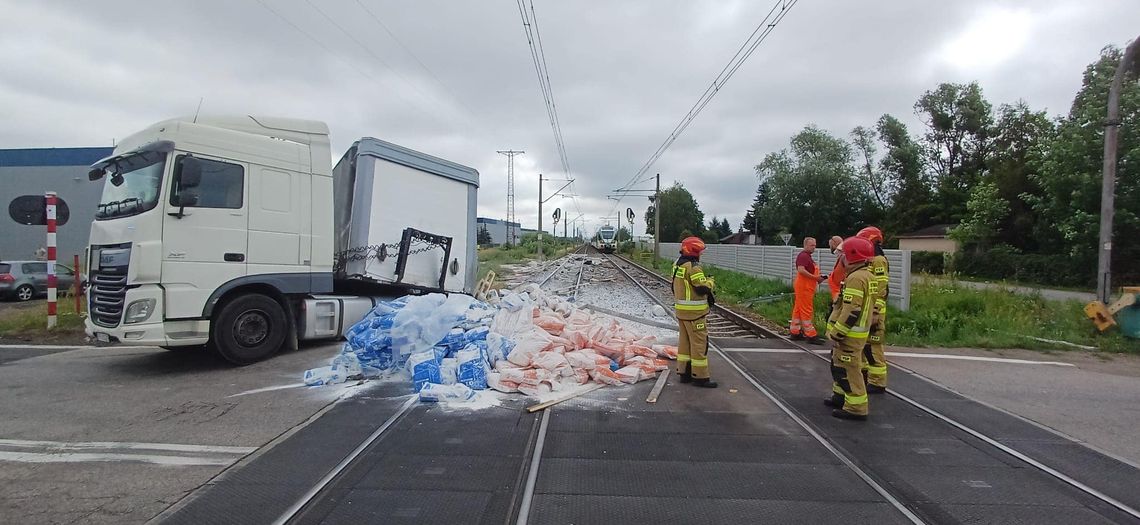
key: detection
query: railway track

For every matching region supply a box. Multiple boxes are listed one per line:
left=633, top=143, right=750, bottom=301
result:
left=271, top=246, right=593, bottom=525
left=604, top=252, right=1140, bottom=524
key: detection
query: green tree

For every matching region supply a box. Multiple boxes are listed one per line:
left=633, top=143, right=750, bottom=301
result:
left=950, top=181, right=1009, bottom=249
left=1028, top=46, right=1140, bottom=283
left=742, top=179, right=779, bottom=240
left=851, top=125, right=889, bottom=213
left=645, top=182, right=706, bottom=242
left=477, top=224, right=492, bottom=245
left=914, top=82, right=995, bottom=223
left=877, top=114, right=935, bottom=235
left=988, top=100, right=1055, bottom=250
left=707, top=216, right=732, bottom=240
left=754, top=125, right=870, bottom=243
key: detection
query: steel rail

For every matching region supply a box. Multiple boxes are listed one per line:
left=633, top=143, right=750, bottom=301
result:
left=611, top=253, right=1140, bottom=522
left=601, top=253, right=925, bottom=524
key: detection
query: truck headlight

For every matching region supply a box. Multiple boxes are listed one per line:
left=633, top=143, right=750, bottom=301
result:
left=124, top=299, right=156, bottom=324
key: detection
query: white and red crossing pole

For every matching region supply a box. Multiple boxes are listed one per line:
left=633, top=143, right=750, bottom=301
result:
left=45, top=192, right=58, bottom=329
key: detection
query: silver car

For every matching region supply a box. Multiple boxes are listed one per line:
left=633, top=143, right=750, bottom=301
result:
left=0, top=261, right=80, bottom=302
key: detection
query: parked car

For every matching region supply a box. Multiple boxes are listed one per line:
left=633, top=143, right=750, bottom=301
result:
left=0, top=261, right=81, bottom=302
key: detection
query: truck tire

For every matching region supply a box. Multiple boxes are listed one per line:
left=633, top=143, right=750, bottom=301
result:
left=211, top=294, right=287, bottom=365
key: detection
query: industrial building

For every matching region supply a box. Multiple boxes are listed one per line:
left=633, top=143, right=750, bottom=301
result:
left=476, top=217, right=538, bottom=246
left=1, top=147, right=113, bottom=261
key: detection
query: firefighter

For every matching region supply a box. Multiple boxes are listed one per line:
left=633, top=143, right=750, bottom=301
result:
left=673, top=236, right=718, bottom=388
left=857, top=226, right=889, bottom=393
left=823, top=236, right=876, bottom=420
left=789, top=237, right=825, bottom=344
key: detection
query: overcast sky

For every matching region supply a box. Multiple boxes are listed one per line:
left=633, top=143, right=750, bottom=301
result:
left=2, top=0, right=1137, bottom=237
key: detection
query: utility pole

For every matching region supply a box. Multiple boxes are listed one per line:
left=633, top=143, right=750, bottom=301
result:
left=497, top=150, right=524, bottom=246
left=538, top=176, right=575, bottom=261
left=538, top=174, right=543, bottom=260
left=1097, top=36, right=1140, bottom=303
left=654, top=173, right=661, bottom=262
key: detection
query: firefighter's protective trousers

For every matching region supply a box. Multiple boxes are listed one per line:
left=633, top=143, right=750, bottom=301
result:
left=863, top=255, right=890, bottom=388
left=676, top=317, right=710, bottom=379
left=791, top=269, right=820, bottom=337
left=673, top=258, right=714, bottom=379
left=826, top=263, right=874, bottom=416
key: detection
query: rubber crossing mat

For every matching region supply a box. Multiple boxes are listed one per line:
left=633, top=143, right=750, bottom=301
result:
left=160, top=383, right=413, bottom=525
left=290, top=397, right=538, bottom=524
left=528, top=351, right=913, bottom=525
left=729, top=350, right=1140, bottom=524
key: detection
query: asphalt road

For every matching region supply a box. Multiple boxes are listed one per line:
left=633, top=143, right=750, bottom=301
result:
left=0, top=342, right=371, bottom=524
left=888, top=346, right=1140, bottom=467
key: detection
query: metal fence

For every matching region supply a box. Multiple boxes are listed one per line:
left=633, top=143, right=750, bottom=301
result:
left=658, top=243, right=911, bottom=310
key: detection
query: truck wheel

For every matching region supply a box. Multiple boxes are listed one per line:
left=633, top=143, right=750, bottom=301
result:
left=211, top=294, right=287, bottom=365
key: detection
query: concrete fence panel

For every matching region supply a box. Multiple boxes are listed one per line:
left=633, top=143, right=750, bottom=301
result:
left=652, top=242, right=910, bottom=310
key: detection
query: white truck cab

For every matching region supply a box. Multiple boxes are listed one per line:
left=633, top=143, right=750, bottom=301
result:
left=85, top=116, right=478, bottom=364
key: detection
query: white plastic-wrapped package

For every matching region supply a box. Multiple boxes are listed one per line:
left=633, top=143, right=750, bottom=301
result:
left=614, top=365, right=642, bottom=384
left=531, top=351, right=572, bottom=376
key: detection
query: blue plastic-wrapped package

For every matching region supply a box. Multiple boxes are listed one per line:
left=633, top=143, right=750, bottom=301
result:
left=456, top=345, right=487, bottom=390
left=408, top=349, right=442, bottom=392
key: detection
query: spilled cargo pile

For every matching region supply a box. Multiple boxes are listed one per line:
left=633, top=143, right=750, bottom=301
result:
left=303, top=283, right=676, bottom=404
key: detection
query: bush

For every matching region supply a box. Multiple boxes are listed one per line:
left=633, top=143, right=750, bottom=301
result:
left=911, top=251, right=946, bottom=274
left=951, top=245, right=1094, bottom=288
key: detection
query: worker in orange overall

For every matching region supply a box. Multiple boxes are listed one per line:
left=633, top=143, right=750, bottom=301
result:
left=826, top=235, right=846, bottom=306
left=789, top=237, right=825, bottom=344
left=672, top=236, right=718, bottom=388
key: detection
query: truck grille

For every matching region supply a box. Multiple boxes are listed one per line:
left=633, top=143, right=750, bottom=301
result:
left=90, top=269, right=128, bottom=327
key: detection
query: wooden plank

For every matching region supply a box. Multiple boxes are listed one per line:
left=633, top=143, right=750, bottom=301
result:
left=525, top=384, right=605, bottom=413
left=645, top=368, right=670, bottom=403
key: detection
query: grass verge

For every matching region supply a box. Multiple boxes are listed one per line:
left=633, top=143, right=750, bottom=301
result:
left=477, top=237, right=579, bottom=287
left=0, top=297, right=88, bottom=344
left=639, top=252, right=1134, bottom=353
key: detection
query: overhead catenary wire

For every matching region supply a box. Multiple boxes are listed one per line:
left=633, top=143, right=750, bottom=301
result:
left=609, top=0, right=799, bottom=216
left=302, top=0, right=459, bottom=127
left=515, top=0, right=587, bottom=230
left=351, top=0, right=485, bottom=126
left=250, top=0, right=451, bottom=129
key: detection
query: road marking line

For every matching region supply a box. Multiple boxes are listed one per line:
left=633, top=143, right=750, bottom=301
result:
left=0, top=450, right=235, bottom=466
left=0, top=344, right=93, bottom=350
left=724, top=348, right=1076, bottom=367
left=0, top=439, right=255, bottom=454
left=228, top=383, right=307, bottom=397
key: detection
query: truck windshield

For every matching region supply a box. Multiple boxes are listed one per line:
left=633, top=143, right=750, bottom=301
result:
left=95, top=151, right=167, bottom=220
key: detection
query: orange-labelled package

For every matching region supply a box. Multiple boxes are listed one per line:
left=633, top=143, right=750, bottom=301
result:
left=629, top=345, right=658, bottom=359
left=532, top=351, right=572, bottom=375
left=652, top=344, right=678, bottom=360
left=614, top=365, right=641, bottom=384
left=590, top=366, right=625, bottom=386
left=564, top=350, right=600, bottom=370
left=534, top=314, right=567, bottom=335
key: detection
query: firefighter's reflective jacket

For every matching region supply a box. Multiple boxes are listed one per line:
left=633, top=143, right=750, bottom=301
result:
left=827, top=261, right=873, bottom=348
left=673, top=256, right=714, bottom=321
left=869, top=254, right=890, bottom=317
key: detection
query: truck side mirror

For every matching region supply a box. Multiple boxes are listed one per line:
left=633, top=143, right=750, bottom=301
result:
left=179, top=157, right=203, bottom=189
left=88, top=167, right=106, bottom=181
